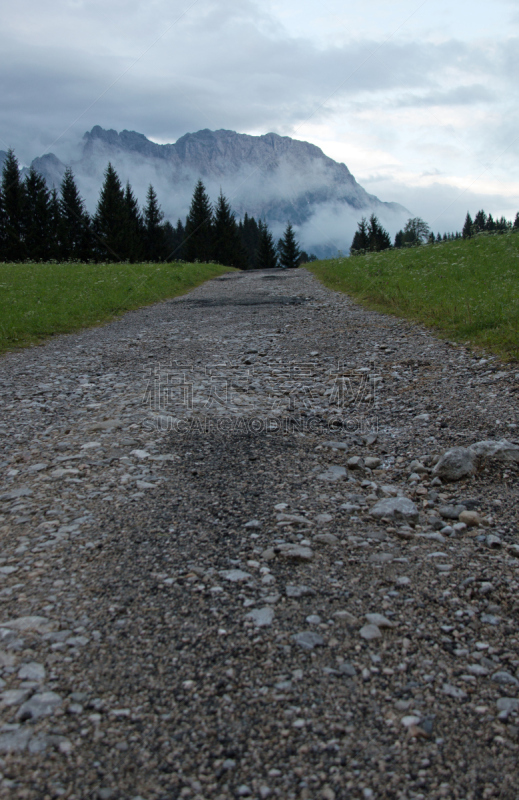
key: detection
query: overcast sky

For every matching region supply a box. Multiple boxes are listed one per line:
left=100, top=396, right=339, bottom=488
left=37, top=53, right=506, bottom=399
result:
left=2, top=0, right=518, bottom=232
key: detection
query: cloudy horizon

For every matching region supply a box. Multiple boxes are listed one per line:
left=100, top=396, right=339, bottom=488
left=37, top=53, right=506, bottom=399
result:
left=2, top=0, right=519, bottom=235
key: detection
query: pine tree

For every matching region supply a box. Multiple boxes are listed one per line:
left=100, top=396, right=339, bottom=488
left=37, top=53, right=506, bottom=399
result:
left=213, top=191, right=245, bottom=267
left=48, top=188, right=62, bottom=260
left=23, top=167, right=51, bottom=261
left=351, top=218, right=369, bottom=253
left=486, top=213, right=495, bottom=232
left=122, top=182, right=144, bottom=263
left=436, top=233, right=442, bottom=242
left=143, top=185, right=165, bottom=262
left=278, top=222, right=301, bottom=269
left=239, top=213, right=261, bottom=269
left=94, top=163, right=127, bottom=261
left=368, top=214, right=392, bottom=251
left=0, top=149, right=26, bottom=261
left=394, top=229, right=404, bottom=249
left=257, top=220, right=278, bottom=269
left=59, top=167, right=91, bottom=261
left=165, top=219, right=186, bottom=261
left=462, top=212, right=473, bottom=239
left=514, top=212, right=519, bottom=231
left=474, top=210, right=487, bottom=233
left=184, top=180, right=213, bottom=262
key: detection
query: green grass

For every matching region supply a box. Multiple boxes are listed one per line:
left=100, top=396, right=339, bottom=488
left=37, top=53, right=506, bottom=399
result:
left=308, top=232, right=519, bottom=361
left=0, top=261, right=234, bottom=353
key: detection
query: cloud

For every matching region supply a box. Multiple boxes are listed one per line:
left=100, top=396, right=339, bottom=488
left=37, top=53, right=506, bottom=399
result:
left=2, top=0, right=518, bottom=236
left=0, top=1, right=510, bottom=159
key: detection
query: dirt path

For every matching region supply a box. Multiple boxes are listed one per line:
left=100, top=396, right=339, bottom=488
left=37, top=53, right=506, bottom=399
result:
left=0, top=268, right=518, bottom=800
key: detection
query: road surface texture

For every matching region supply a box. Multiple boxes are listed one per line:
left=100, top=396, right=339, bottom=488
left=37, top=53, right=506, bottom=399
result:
left=0, top=268, right=518, bottom=800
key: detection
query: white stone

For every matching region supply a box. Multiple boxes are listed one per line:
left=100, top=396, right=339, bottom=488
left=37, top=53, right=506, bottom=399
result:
left=360, top=624, right=381, bottom=640
left=370, top=497, right=419, bottom=521
left=245, top=607, right=274, bottom=627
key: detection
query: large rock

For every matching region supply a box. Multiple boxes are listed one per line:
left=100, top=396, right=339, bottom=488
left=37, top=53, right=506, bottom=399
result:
left=433, top=447, right=476, bottom=482
left=433, top=439, right=519, bottom=482
left=370, top=497, right=419, bottom=522
left=469, top=439, right=519, bottom=462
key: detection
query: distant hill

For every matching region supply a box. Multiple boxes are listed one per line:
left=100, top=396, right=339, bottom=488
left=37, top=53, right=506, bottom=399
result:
left=23, top=127, right=410, bottom=256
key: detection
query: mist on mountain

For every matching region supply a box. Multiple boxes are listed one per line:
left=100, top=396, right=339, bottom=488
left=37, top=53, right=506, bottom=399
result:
left=10, top=126, right=410, bottom=258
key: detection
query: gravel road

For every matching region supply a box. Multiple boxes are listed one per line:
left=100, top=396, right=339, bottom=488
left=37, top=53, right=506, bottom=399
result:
left=0, top=268, right=518, bottom=800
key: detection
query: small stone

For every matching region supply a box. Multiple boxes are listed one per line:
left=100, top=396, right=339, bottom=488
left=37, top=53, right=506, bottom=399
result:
left=453, top=522, right=467, bottom=534
left=486, top=535, right=502, bottom=549
left=360, top=624, right=381, bottom=640
left=322, top=441, right=348, bottom=451
left=0, top=728, right=31, bottom=753
left=480, top=613, right=500, bottom=625
left=317, top=466, right=347, bottom=482
left=312, top=533, right=338, bottom=545
left=347, top=456, right=364, bottom=470
left=370, top=497, right=419, bottom=522
left=17, top=692, right=62, bottom=720
left=365, top=457, right=381, bottom=469
left=136, top=480, right=155, bottom=489
left=439, top=504, right=467, bottom=520
left=459, top=510, right=480, bottom=527
left=441, top=683, right=468, bottom=700
left=368, top=552, right=393, bottom=564
left=244, top=520, right=261, bottom=528
left=338, top=662, right=357, bottom=677
left=0, top=616, right=56, bottom=634
left=220, top=570, right=252, bottom=582
left=1, top=689, right=32, bottom=706
left=396, top=576, right=411, bottom=585
left=276, top=513, right=312, bottom=526
left=18, top=662, right=45, bottom=682
left=466, top=664, right=489, bottom=676
left=0, top=651, right=15, bottom=668
left=286, top=585, right=315, bottom=598
left=88, top=419, right=122, bottom=431
left=130, top=449, right=150, bottom=459
left=491, top=671, right=519, bottom=687
left=276, top=544, right=313, bottom=562
left=306, top=614, right=321, bottom=625
left=365, top=613, right=395, bottom=629
left=497, top=698, right=519, bottom=713
left=292, top=631, right=325, bottom=650
left=402, top=715, right=421, bottom=727
left=315, top=513, right=333, bottom=525
left=333, top=610, right=358, bottom=625
left=245, top=607, right=274, bottom=627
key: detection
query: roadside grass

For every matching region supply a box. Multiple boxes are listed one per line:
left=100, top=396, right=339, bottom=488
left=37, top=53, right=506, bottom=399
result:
left=308, top=232, right=519, bottom=361
left=0, top=261, right=234, bottom=353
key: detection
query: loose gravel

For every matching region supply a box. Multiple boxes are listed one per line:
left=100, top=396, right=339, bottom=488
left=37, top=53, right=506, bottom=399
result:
left=0, top=268, right=518, bottom=800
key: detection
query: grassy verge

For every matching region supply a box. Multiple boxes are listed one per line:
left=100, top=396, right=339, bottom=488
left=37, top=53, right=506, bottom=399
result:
left=0, top=261, right=234, bottom=353
left=308, top=232, right=519, bottom=361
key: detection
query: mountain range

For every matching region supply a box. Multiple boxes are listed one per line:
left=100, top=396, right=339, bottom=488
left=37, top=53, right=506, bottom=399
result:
left=1, top=127, right=410, bottom=256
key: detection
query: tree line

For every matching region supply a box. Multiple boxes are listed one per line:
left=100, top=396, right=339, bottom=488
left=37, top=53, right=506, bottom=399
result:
left=350, top=209, right=519, bottom=256
left=0, top=150, right=313, bottom=268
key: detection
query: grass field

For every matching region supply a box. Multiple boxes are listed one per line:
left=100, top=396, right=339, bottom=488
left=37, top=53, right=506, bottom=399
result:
left=308, top=232, right=519, bottom=361
left=0, top=261, right=233, bottom=353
